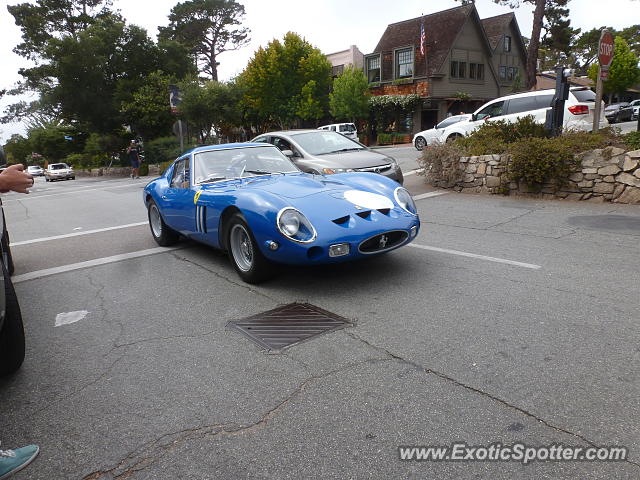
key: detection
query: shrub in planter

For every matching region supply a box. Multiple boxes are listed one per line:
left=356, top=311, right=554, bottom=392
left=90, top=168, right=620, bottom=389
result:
left=507, top=137, right=579, bottom=189
left=138, top=162, right=149, bottom=176
left=416, top=142, right=466, bottom=188
left=377, top=133, right=393, bottom=145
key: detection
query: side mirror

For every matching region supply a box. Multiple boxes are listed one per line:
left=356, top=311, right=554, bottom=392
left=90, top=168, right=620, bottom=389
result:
left=281, top=149, right=295, bottom=157
left=471, top=113, right=477, bottom=122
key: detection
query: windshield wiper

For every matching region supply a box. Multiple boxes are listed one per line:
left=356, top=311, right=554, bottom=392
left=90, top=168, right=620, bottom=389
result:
left=328, top=148, right=363, bottom=153
left=244, top=169, right=272, bottom=175
left=199, top=175, right=226, bottom=184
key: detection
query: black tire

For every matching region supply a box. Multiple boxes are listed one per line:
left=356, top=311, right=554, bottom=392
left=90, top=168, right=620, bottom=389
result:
left=0, top=263, right=25, bottom=377
left=446, top=133, right=463, bottom=143
left=226, top=213, right=274, bottom=284
left=1, top=228, right=15, bottom=276
left=147, top=200, right=179, bottom=246
left=45, top=178, right=50, bottom=182
left=414, top=136, right=426, bottom=151
left=71, top=177, right=75, bottom=180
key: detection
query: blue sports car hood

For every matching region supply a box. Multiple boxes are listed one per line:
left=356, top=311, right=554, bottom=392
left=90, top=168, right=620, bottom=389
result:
left=240, top=173, right=350, bottom=199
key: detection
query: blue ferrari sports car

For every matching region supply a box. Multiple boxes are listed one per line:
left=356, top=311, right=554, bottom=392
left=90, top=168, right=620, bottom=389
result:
left=143, top=143, right=420, bottom=283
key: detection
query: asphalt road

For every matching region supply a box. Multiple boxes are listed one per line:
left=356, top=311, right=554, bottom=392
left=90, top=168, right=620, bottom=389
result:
left=1, top=164, right=640, bottom=479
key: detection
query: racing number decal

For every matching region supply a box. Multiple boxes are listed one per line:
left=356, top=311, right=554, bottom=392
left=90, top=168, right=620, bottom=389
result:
left=194, top=190, right=203, bottom=204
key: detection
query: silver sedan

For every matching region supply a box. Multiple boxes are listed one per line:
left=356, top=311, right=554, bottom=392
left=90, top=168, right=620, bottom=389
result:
left=252, top=129, right=404, bottom=184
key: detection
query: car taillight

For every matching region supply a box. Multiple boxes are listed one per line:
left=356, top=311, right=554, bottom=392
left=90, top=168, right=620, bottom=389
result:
left=568, top=105, right=589, bottom=115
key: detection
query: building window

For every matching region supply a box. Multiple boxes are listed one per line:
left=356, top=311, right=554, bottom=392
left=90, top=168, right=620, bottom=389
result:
left=331, top=64, right=344, bottom=77
left=499, top=65, right=507, bottom=81
left=507, top=66, right=517, bottom=81
left=366, top=55, right=380, bottom=83
left=451, top=60, right=459, bottom=78
left=458, top=62, right=466, bottom=79
left=451, top=60, right=468, bottom=79
left=504, top=36, right=512, bottom=52
left=468, top=63, right=485, bottom=80
left=477, top=63, right=484, bottom=80
left=395, top=48, right=413, bottom=78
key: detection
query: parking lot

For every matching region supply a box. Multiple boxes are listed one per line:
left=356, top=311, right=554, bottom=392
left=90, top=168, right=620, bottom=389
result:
left=1, top=146, right=640, bottom=479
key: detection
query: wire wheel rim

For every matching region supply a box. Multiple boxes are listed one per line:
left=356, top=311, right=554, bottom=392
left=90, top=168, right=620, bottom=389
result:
left=230, top=224, right=253, bottom=272
left=149, top=205, right=162, bottom=238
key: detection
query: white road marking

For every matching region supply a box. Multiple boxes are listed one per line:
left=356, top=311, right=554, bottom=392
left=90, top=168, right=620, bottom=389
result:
left=55, top=310, right=89, bottom=327
left=409, top=243, right=541, bottom=269
left=12, top=246, right=181, bottom=283
left=412, top=191, right=448, bottom=200
left=404, top=168, right=423, bottom=177
left=2, top=181, right=145, bottom=203
left=11, top=222, right=148, bottom=246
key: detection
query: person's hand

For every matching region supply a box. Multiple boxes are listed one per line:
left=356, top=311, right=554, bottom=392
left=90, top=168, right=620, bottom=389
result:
left=0, top=164, right=34, bottom=194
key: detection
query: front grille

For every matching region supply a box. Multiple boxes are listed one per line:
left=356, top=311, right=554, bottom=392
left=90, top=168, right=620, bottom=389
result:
left=358, top=230, right=409, bottom=254
left=356, top=164, right=392, bottom=174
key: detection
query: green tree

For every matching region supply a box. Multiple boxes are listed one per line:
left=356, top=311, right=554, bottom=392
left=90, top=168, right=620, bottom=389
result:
left=587, top=37, right=640, bottom=96
left=3, top=134, right=33, bottom=164
left=539, top=4, right=580, bottom=70
left=159, top=0, right=250, bottom=81
left=239, top=32, right=331, bottom=129
left=28, top=124, right=84, bottom=161
left=121, top=71, right=177, bottom=140
left=572, top=27, right=609, bottom=72
left=178, top=78, right=242, bottom=142
left=329, top=66, right=370, bottom=122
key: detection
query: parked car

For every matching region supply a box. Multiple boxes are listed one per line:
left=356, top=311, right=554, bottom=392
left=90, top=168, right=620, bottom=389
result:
left=412, top=114, right=471, bottom=150
left=439, top=87, right=607, bottom=142
left=143, top=143, right=420, bottom=283
left=630, top=99, right=640, bottom=120
left=27, top=165, right=44, bottom=177
left=0, top=197, right=23, bottom=376
left=318, top=123, right=358, bottom=141
left=605, top=103, right=635, bottom=124
left=252, top=130, right=404, bottom=184
left=45, top=162, right=75, bottom=181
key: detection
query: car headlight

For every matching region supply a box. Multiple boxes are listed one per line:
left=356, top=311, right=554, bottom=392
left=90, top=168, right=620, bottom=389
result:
left=322, top=168, right=354, bottom=174
left=277, top=208, right=317, bottom=243
left=394, top=187, right=418, bottom=215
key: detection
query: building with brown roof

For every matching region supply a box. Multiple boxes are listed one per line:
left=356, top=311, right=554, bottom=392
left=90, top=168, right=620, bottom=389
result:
left=365, top=4, right=527, bottom=133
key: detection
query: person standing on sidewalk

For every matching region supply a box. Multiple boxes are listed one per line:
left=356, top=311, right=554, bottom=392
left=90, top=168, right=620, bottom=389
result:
left=126, top=140, right=141, bottom=179
left=0, top=164, right=39, bottom=479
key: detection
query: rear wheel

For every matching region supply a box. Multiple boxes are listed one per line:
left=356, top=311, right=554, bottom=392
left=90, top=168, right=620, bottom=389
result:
left=414, top=137, right=426, bottom=151
left=147, top=200, right=179, bottom=246
left=0, top=263, right=25, bottom=376
left=446, top=133, right=463, bottom=143
left=227, top=213, right=273, bottom=284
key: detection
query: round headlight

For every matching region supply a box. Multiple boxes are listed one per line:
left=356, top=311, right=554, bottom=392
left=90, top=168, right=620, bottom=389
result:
left=277, top=208, right=317, bottom=243
left=280, top=211, right=300, bottom=236
left=394, top=187, right=418, bottom=215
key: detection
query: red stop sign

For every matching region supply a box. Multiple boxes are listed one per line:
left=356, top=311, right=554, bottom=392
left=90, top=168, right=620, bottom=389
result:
left=598, top=30, right=614, bottom=67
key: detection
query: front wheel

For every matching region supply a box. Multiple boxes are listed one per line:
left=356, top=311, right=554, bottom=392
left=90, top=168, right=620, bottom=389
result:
left=0, top=263, right=25, bottom=376
left=147, top=200, right=179, bottom=246
left=1, top=228, right=15, bottom=276
left=414, top=137, right=426, bottom=151
left=227, top=213, right=274, bottom=284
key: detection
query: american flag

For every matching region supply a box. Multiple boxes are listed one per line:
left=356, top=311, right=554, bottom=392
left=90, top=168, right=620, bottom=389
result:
left=420, top=23, right=425, bottom=56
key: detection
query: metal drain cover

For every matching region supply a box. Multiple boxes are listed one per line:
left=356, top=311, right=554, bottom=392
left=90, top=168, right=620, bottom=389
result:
left=227, top=303, right=351, bottom=352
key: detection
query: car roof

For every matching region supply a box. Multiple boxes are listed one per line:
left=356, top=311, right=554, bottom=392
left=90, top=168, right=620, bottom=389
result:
left=260, top=129, right=331, bottom=137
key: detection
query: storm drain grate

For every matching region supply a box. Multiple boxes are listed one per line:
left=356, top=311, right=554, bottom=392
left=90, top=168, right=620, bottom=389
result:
left=227, top=303, right=352, bottom=352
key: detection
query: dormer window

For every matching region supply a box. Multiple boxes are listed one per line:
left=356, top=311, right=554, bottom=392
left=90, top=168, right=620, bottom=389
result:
left=504, top=36, right=512, bottom=52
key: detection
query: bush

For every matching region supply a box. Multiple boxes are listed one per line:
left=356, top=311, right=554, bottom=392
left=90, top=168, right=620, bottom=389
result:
left=507, top=137, right=579, bottom=188
left=456, top=115, right=547, bottom=155
left=417, top=141, right=466, bottom=188
left=623, top=131, right=640, bottom=150
left=139, top=163, right=149, bottom=176
left=64, top=153, right=105, bottom=169
left=144, top=137, right=184, bottom=164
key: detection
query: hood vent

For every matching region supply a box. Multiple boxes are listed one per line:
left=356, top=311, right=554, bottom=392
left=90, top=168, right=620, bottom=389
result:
left=355, top=210, right=372, bottom=219
left=332, top=215, right=350, bottom=225
left=377, top=208, right=391, bottom=215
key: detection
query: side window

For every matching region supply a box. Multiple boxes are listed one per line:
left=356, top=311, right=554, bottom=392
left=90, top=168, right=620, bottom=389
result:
left=253, top=136, right=270, bottom=143
left=535, top=94, right=554, bottom=108
left=506, top=97, right=540, bottom=115
left=273, top=137, right=293, bottom=151
left=330, top=126, right=336, bottom=131
left=436, top=117, right=456, bottom=129
left=476, top=101, right=505, bottom=120
left=170, top=158, right=189, bottom=188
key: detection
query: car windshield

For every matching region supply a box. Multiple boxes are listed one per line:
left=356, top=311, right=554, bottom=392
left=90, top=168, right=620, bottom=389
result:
left=339, top=124, right=356, bottom=132
left=291, top=131, right=364, bottom=155
left=192, top=145, right=299, bottom=184
left=50, top=164, right=68, bottom=170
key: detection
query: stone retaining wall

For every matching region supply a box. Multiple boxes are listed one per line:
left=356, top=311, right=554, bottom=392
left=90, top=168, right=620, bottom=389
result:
left=435, top=147, right=640, bottom=204
left=75, top=164, right=161, bottom=178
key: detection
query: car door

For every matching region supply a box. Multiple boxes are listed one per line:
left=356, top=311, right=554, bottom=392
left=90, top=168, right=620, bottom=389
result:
left=162, top=156, right=197, bottom=235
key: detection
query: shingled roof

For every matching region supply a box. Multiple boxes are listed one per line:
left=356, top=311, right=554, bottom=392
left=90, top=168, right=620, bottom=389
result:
left=372, top=4, right=487, bottom=77
left=481, top=12, right=515, bottom=51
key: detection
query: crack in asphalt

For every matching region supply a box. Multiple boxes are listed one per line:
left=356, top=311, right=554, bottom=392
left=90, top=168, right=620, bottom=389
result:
left=80, top=357, right=393, bottom=480
left=342, top=331, right=640, bottom=469
left=168, top=251, right=282, bottom=304
left=486, top=207, right=539, bottom=229
left=14, top=199, right=31, bottom=220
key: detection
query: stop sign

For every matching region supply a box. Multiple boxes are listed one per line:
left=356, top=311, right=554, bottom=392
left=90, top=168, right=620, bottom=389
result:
left=598, top=30, right=614, bottom=68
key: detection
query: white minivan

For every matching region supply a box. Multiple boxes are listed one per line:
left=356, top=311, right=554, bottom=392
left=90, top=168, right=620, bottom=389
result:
left=318, top=123, right=358, bottom=141
left=439, top=87, right=608, bottom=142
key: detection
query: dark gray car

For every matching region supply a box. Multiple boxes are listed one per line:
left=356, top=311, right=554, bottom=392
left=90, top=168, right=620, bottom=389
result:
left=252, top=130, right=404, bottom=184
left=604, top=103, right=634, bottom=123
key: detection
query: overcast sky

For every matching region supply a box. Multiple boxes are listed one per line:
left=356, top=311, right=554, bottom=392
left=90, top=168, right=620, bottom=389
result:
left=1, top=0, right=637, bottom=143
